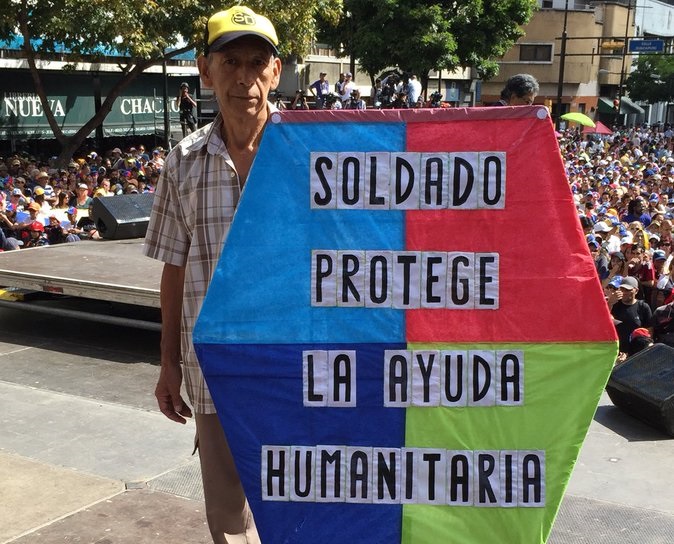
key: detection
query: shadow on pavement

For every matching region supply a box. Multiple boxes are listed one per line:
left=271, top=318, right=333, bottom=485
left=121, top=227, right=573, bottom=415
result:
left=593, top=402, right=673, bottom=442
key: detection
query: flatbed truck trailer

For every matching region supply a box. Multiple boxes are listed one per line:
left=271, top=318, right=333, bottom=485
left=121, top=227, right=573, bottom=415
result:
left=0, top=239, right=163, bottom=330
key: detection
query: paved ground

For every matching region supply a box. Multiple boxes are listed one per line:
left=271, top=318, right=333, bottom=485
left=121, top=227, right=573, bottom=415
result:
left=0, top=299, right=673, bottom=543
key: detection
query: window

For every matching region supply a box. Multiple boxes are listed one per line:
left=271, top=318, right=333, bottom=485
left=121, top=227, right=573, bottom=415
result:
left=519, top=44, right=553, bottom=62
left=542, top=0, right=553, bottom=7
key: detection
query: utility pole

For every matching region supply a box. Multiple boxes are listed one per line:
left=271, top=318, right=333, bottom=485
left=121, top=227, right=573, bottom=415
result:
left=555, top=0, right=570, bottom=129
left=616, top=1, right=633, bottom=128
left=162, top=50, right=171, bottom=150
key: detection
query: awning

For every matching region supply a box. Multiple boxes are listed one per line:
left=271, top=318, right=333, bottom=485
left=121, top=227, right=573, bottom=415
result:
left=621, top=96, right=645, bottom=115
left=598, top=96, right=645, bottom=115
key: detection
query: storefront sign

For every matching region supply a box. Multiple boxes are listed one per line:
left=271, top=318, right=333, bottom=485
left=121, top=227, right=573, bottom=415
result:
left=0, top=71, right=199, bottom=139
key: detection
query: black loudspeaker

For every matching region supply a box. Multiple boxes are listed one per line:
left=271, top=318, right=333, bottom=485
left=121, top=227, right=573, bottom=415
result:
left=91, top=193, right=154, bottom=240
left=606, top=343, right=674, bottom=436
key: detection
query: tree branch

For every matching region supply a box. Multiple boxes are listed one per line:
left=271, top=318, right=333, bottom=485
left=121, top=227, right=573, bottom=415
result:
left=18, top=8, right=66, bottom=145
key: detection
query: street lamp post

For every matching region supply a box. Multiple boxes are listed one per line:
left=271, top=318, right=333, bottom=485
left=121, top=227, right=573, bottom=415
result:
left=615, top=0, right=633, bottom=128
left=555, top=0, right=570, bottom=129
left=162, top=50, right=171, bottom=149
left=555, top=0, right=569, bottom=129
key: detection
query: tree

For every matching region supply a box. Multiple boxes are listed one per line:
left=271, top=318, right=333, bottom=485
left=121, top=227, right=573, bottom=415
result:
left=626, top=54, right=674, bottom=105
left=318, top=0, right=535, bottom=91
left=0, top=0, right=341, bottom=165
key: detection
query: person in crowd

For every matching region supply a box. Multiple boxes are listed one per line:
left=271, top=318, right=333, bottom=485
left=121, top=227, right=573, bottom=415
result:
left=603, top=251, right=629, bottom=288
left=290, top=89, right=310, bottom=110
left=53, top=192, right=70, bottom=210
left=44, top=215, right=80, bottom=244
left=309, top=72, right=329, bottom=109
left=345, top=88, right=366, bottom=110
left=151, top=149, right=165, bottom=170
left=608, top=276, right=653, bottom=357
left=325, top=92, right=342, bottom=110
left=338, top=72, right=355, bottom=106
left=23, top=220, right=49, bottom=248
left=0, top=207, right=22, bottom=250
left=589, top=236, right=609, bottom=280
left=627, top=327, right=654, bottom=356
left=407, top=74, right=422, bottom=107
left=143, top=5, right=282, bottom=543
left=176, top=82, right=198, bottom=138
left=653, top=296, right=674, bottom=347
left=493, top=73, right=539, bottom=106
left=65, top=206, right=99, bottom=240
left=32, top=187, right=51, bottom=214
left=8, top=188, right=27, bottom=212
left=14, top=202, right=46, bottom=229
left=71, top=183, right=93, bottom=209
left=96, top=178, right=114, bottom=197
left=335, top=72, right=345, bottom=94
left=622, top=198, right=652, bottom=227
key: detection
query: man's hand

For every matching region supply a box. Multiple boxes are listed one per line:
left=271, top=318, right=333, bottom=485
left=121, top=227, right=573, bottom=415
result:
left=157, top=263, right=189, bottom=423
left=607, top=289, right=623, bottom=307
left=155, top=362, right=192, bottom=424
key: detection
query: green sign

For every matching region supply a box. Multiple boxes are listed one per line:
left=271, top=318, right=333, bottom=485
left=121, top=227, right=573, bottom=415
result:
left=0, top=71, right=199, bottom=140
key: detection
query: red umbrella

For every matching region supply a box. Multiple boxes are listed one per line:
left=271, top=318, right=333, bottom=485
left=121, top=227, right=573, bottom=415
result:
left=582, top=121, right=613, bottom=135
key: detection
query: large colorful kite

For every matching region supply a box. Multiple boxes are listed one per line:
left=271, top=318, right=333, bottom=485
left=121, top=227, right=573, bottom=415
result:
left=194, top=107, right=618, bottom=544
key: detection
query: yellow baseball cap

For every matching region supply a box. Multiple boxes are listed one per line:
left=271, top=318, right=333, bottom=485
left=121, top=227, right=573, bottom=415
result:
left=205, top=6, right=278, bottom=55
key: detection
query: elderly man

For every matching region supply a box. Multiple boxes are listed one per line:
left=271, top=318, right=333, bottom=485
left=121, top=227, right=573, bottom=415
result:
left=144, top=5, right=281, bottom=543
left=494, top=73, right=539, bottom=106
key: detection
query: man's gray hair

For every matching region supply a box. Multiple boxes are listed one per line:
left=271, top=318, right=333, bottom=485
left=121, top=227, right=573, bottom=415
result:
left=502, top=74, right=539, bottom=100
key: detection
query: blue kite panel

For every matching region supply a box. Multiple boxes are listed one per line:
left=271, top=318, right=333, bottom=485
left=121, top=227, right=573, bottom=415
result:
left=196, top=342, right=407, bottom=544
left=194, top=122, right=407, bottom=346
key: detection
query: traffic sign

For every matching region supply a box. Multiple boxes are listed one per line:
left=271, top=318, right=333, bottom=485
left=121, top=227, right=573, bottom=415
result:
left=629, top=39, right=665, bottom=53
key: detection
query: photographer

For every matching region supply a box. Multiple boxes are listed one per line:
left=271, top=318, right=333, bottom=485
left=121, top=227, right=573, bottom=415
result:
left=379, top=77, right=399, bottom=109
left=345, top=89, right=366, bottom=110
left=271, top=91, right=286, bottom=110
left=430, top=91, right=443, bottom=108
left=291, top=89, right=310, bottom=110
left=324, top=93, right=342, bottom=110
left=176, top=82, right=197, bottom=138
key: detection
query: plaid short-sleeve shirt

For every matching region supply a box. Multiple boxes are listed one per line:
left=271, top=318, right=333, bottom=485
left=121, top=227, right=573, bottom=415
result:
left=144, top=114, right=243, bottom=414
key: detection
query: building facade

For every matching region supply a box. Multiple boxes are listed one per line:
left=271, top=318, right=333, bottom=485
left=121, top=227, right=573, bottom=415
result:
left=483, top=0, right=674, bottom=127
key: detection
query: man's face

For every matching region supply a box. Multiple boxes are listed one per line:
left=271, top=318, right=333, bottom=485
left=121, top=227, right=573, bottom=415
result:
left=620, top=286, right=636, bottom=303
left=198, top=37, right=281, bottom=119
left=509, top=92, right=536, bottom=106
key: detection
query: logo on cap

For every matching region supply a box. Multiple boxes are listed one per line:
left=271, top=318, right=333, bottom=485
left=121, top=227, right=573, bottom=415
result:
left=232, top=10, right=256, bottom=26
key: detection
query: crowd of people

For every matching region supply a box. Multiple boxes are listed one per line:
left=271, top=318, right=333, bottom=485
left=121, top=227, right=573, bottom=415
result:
left=0, top=145, right=164, bottom=249
left=565, top=122, right=674, bottom=360
left=2, top=92, right=673, bottom=364
left=278, top=71, right=433, bottom=111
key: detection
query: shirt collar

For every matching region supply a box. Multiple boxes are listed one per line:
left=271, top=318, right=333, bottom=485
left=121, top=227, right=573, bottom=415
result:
left=204, top=101, right=279, bottom=157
